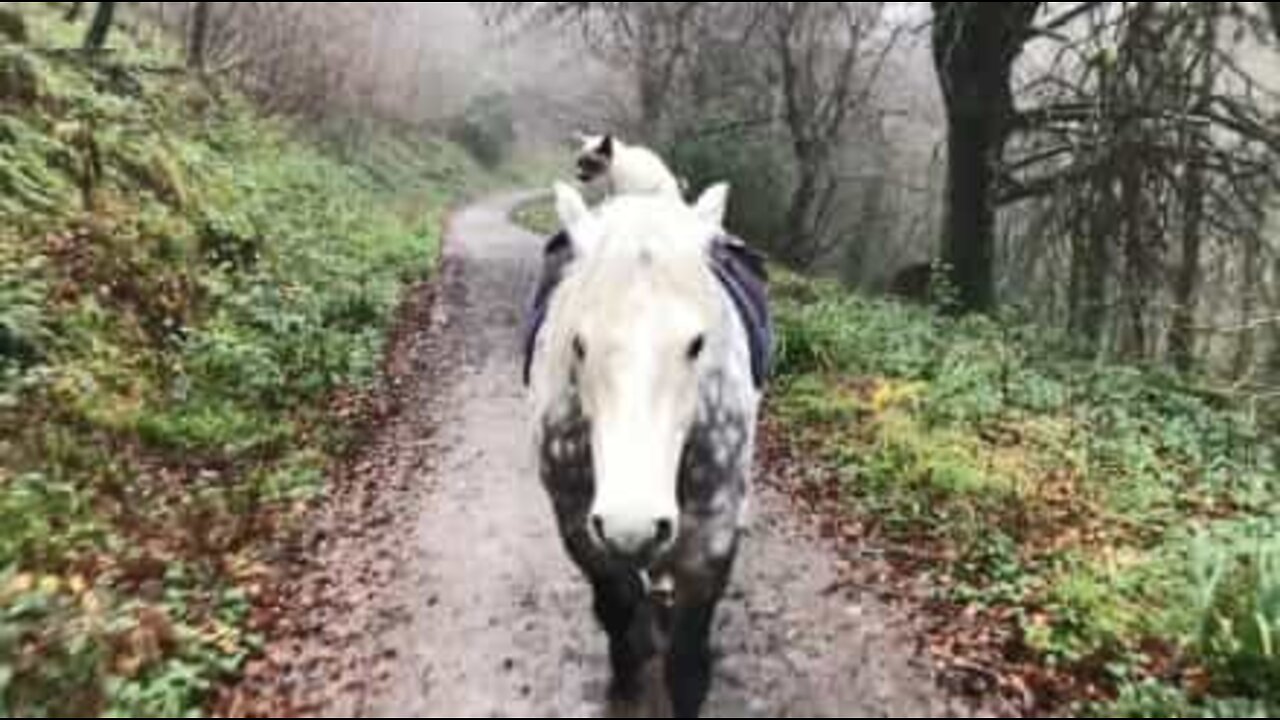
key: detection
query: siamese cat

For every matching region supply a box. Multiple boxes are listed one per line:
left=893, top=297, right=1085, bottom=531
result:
left=575, top=133, right=686, bottom=199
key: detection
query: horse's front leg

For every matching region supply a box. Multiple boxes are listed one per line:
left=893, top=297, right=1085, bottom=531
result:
left=666, top=545, right=738, bottom=718
left=590, top=570, right=652, bottom=702
left=665, top=600, right=717, bottom=718
left=560, top=518, right=651, bottom=702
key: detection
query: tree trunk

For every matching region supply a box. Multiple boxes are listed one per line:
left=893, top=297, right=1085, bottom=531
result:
left=941, top=110, right=1001, bottom=312
left=1169, top=153, right=1205, bottom=371
left=932, top=2, right=1041, bottom=314
left=1236, top=232, right=1261, bottom=381
left=188, top=2, right=213, bottom=71
left=786, top=154, right=821, bottom=267
left=1083, top=220, right=1111, bottom=351
left=1120, top=151, right=1150, bottom=359
left=1236, top=243, right=1261, bottom=381
left=1170, top=7, right=1218, bottom=373
left=637, top=62, right=668, bottom=136
left=84, top=2, right=117, bottom=51
left=1069, top=186, right=1112, bottom=355
left=633, top=2, right=684, bottom=142
left=66, top=2, right=85, bottom=22
left=1069, top=59, right=1118, bottom=352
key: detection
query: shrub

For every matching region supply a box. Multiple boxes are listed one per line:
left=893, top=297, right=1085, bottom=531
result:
left=448, top=91, right=517, bottom=169
left=0, top=49, right=40, bottom=106
left=665, top=124, right=794, bottom=251
left=0, top=8, right=27, bottom=44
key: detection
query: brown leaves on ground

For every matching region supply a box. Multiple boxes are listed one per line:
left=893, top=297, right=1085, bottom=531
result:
left=758, top=382, right=1137, bottom=717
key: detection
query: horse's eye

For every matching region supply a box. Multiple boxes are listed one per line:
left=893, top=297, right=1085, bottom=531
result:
left=573, top=335, right=587, bottom=361
left=687, top=335, right=706, bottom=362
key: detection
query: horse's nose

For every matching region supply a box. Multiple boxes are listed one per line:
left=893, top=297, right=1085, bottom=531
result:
left=590, top=513, right=677, bottom=564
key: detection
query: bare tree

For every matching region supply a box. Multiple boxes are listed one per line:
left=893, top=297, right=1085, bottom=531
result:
left=481, top=2, right=711, bottom=139
left=1002, top=3, right=1279, bottom=363
left=166, top=4, right=463, bottom=128
left=762, top=2, right=898, bottom=267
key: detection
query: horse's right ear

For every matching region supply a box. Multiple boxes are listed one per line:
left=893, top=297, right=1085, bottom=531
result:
left=694, top=182, right=731, bottom=227
left=554, top=181, right=591, bottom=231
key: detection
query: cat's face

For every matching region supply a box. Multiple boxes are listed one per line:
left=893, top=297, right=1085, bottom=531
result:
left=576, top=134, right=614, bottom=184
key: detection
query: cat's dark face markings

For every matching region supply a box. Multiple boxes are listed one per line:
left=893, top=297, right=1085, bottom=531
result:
left=576, top=135, right=614, bottom=183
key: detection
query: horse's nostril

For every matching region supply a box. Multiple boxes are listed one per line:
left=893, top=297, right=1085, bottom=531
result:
left=591, top=514, right=676, bottom=562
left=655, top=519, right=675, bottom=546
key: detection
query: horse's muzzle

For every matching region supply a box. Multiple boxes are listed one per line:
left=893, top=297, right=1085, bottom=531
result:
left=590, top=513, right=677, bottom=568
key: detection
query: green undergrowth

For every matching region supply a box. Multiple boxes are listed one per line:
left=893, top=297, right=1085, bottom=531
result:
left=0, top=4, right=491, bottom=716
left=511, top=195, right=558, bottom=237
left=771, top=270, right=1280, bottom=717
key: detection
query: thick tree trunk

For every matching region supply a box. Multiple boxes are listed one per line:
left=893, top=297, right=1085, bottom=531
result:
left=941, top=111, right=1001, bottom=312
left=932, top=2, right=1041, bottom=314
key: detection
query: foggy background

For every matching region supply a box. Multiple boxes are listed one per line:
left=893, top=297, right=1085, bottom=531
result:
left=117, top=2, right=1280, bottom=390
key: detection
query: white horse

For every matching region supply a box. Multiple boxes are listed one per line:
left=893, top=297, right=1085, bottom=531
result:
left=526, top=182, right=770, bottom=717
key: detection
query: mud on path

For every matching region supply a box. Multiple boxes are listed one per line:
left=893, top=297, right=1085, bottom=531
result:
left=222, top=194, right=988, bottom=718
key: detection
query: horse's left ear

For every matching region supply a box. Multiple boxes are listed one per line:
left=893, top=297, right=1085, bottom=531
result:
left=553, top=181, right=600, bottom=255
left=555, top=181, right=591, bottom=229
left=694, top=182, right=731, bottom=227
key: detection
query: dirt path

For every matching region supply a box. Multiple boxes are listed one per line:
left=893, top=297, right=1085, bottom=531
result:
left=225, top=194, right=983, bottom=718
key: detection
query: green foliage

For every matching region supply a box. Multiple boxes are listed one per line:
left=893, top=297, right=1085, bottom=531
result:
left=0, top=7, right=28, bottom=44
left=0, top=244, right=48, bottom=380
left=1090, top=681, right=1275, bottom=718
left=448, top=91, right=517, bottom=169
left=0, top=111, right=77, bottom=223
left=666, top=125, right=794, bottom=250
left=0, top=47, right=41, bottom=106
left=0, top=474, right=103, bottom=573
left=773, top=272, right=1280, bottom=714
left=1186, top=526, right=1280, bottom=702
left=0, top=565, right=258, bottom=718
left=0, top=4, right=473, bottom=715
left=512, top=196, right=559, bottom=236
